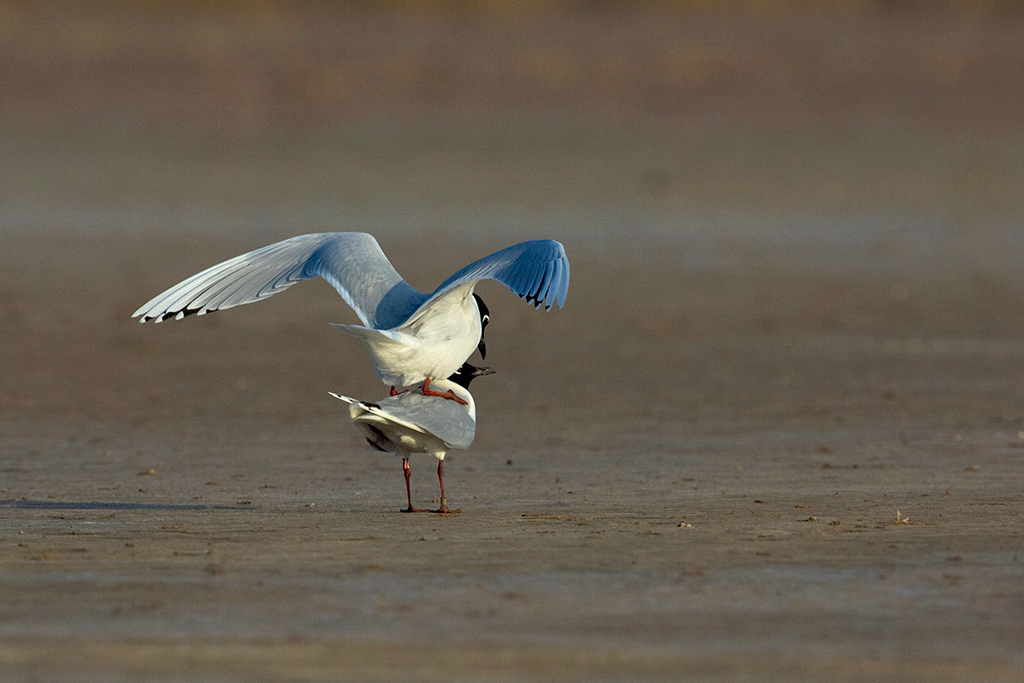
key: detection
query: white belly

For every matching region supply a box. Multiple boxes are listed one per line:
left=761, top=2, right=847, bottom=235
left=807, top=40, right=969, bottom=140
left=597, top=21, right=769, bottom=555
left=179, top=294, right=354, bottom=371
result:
left=336, top=283, right=482, bottom=387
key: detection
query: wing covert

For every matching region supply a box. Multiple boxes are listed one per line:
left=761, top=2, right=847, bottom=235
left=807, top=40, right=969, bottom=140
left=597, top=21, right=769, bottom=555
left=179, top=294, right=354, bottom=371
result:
left=132, top=233, right=423, bottom=326
left=403, top=240, right=569, bottom=324
left=375, top=392, right=477, bottom=450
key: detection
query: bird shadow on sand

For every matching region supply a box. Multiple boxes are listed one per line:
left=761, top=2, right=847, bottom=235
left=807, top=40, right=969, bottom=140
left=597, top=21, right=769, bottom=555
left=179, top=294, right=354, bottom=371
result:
left=0, top=499, right=242, bottom=511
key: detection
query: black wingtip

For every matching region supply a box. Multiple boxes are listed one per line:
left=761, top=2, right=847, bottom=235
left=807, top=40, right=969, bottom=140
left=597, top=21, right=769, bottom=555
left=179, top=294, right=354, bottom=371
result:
left=152, top=307, right=204, bottom=323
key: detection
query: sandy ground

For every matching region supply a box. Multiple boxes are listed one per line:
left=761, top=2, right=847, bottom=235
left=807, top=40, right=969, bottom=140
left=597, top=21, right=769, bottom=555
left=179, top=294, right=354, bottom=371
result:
left=3, top=231, right=1024, bottom=681
left=3, top=3, right=1024, bottom=681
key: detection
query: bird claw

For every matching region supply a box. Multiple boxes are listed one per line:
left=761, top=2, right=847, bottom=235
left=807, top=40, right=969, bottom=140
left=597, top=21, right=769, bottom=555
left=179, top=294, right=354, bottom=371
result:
left=424, top=389, right=468, bottom=405
left=420, top=378, right=468, bottom=405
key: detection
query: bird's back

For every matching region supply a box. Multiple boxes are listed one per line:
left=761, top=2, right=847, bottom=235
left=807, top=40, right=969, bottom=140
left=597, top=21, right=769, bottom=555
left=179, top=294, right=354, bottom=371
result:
left=331, top=387, right=476, bottom=457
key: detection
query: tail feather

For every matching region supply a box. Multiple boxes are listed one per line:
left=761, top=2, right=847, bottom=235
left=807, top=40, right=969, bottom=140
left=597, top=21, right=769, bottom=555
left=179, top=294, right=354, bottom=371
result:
left=328, top=392, right=379, bottom=420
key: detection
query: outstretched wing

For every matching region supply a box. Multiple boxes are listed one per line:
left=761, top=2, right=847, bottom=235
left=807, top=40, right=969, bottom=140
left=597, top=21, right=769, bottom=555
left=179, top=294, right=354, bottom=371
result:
left=132, top=233, right=427, bottom=327
left=399, top=240, right=569, bottom=326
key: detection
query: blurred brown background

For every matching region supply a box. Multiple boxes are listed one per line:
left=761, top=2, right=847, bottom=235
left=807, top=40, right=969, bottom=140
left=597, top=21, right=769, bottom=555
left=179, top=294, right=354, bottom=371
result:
left=5, top=0, right=1024, bottom=427
left=3, top=0, right=1024, bottom=223
left=3, top=3, right=1024, bottom=681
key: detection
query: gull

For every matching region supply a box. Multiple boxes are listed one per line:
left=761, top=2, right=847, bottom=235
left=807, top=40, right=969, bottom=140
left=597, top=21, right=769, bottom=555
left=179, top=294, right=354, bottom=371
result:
left=330, top=362, right=494, bottom=513
left=133, top=233, right=569, bottom=399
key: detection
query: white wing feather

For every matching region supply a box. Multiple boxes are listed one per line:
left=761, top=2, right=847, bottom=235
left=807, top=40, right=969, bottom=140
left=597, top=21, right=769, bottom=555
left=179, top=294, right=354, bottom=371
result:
left=133, top=234, right=570, bottom=330
left=133, top=233, right=422, bottom=327
left=330, top=391, right=476, bottom=450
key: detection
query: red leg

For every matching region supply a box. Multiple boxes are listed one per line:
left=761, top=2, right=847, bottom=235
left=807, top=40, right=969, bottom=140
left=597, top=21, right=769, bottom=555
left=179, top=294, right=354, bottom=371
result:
left=400, top=458, right=427, bottom=513
left=390, top=386, right=408, bottom=397
left=431, top=458, right=461, bottom=514
left=420, top=377, right=468, bottom=406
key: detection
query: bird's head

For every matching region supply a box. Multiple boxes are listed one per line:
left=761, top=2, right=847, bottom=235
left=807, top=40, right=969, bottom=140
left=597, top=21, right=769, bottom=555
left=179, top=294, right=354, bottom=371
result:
left=447, top=362, right=495, bottom=389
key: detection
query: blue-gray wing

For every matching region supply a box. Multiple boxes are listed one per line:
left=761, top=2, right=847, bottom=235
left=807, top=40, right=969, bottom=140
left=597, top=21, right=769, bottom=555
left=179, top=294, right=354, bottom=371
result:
left=374, top=391, right=477, bottom=450
left=132, top=233, right=427, bottom=327
left=403, top=240, right=569, bottom=323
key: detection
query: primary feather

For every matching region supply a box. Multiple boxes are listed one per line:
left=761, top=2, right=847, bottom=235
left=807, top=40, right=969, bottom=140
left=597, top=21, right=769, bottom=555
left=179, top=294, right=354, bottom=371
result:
left=133, top=232, right=569, bottom=386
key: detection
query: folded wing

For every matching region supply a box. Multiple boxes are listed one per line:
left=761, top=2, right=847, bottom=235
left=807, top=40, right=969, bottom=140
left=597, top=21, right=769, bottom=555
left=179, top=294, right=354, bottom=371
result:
left=332, top=390, right=476, bottom=450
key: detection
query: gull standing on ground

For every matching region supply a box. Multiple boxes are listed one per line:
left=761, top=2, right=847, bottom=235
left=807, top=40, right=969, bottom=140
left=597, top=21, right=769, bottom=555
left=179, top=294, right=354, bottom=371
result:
left=330, top=362, right=494, bottom=513
left=133, top=233, right=568, bottom=401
